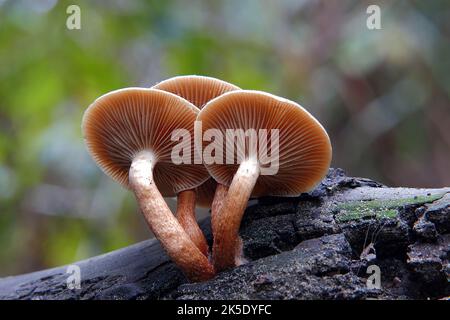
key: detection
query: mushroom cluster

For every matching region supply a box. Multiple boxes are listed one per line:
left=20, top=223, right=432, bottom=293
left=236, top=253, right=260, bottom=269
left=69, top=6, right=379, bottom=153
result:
left=82, top=75, right=332, bottom=282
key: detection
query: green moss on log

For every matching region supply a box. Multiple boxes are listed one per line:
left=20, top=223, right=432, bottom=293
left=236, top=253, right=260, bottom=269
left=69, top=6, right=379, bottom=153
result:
left=335, top=193, right=444, bottom=222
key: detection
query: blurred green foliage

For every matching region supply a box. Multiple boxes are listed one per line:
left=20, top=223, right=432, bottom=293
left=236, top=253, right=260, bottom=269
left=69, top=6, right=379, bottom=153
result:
left=0, top=0, right=449, bottom=275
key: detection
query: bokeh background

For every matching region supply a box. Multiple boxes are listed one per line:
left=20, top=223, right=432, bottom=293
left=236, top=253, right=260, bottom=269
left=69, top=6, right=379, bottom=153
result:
left=0, top=0, right=449, bottom=276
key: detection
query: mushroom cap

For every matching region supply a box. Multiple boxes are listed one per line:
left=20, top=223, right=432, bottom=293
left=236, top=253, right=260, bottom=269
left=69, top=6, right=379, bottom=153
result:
left=152, top=75, right=240, bottom=109
left=154, top=75, right=240, bottom=207
left=82, top=87, right=210, bottom=196
left=197, top=90, right=332, bottom=197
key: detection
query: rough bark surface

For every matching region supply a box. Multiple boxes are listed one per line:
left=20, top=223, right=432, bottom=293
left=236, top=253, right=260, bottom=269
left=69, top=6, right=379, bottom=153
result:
left=0, top=168, right=449, bottom=300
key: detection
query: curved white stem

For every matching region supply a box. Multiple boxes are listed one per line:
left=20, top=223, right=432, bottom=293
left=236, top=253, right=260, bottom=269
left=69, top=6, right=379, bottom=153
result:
left=129, top=151, right=215, bottom=282
left=212, top=158, right=260, bottom=271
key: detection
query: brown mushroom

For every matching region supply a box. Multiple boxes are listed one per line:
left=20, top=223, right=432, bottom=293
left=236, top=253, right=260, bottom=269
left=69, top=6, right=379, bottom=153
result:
left=82, top=87, right=214, bottom=281
left=153, top=75, right=240, bottom=251
left=197, top=90, right=332, bottom=271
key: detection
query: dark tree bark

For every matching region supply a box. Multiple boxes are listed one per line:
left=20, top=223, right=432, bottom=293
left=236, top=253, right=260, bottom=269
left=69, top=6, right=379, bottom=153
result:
left=1, top=169, right=449, bottom=300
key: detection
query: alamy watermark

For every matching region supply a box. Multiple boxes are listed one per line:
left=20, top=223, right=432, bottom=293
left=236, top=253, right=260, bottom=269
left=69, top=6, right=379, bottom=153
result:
left=66, top=264, right=81, bottom=290
left=366, top=5, right=381, bottom=30
left=366, top=264, right=381, bottom=289
left=66, top=5, right=81, bottom=30
left=170, top=121, right=280, bottom=176
left=65, top=5, right=381, bottom=31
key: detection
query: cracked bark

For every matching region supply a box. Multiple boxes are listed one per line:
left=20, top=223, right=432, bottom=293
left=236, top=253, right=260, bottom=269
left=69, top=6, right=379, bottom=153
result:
left=0, top=168, right=449, bottom=300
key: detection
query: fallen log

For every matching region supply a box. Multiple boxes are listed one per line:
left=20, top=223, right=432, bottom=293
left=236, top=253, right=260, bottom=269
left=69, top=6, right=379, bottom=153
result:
left=0, top=168, right=449, bottom=300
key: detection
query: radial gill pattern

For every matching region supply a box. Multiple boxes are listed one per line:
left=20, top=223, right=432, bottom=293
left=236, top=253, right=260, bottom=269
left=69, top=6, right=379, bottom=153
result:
left=82, top=88, right=210, bottom=196
left=197, top=90, right=332, bottom=197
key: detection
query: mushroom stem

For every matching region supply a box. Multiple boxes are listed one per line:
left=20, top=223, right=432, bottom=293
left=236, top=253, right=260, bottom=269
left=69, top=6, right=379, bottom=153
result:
left=176, top=190, right=209, bottom=256
left=129, top=151, right=215, bottom=281
left=211, top=183, right=229, bottom=235
left=212, top=158, right=260, bottom=272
